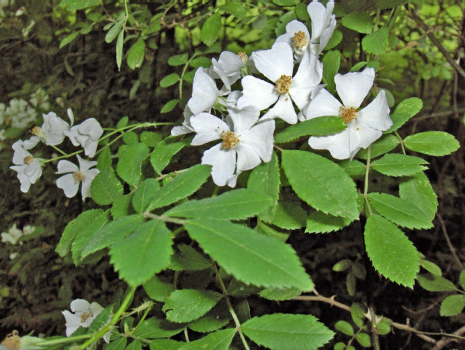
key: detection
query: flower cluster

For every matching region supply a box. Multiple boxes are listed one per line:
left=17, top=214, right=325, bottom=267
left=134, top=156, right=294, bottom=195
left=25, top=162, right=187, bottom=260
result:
left=1, top=224, right=35, bottom=245
left=171, top=0, right=393, bottom=186
left=10, top=109, right=102, bottom=200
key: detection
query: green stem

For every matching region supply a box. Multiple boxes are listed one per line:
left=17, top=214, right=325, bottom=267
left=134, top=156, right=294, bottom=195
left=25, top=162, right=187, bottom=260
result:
left=213, top=263, right=250, bottom=350
left=51, top=144, right=67, bottom=156
left=394, top=131, right=406, bottom=155
left=363, top=147, right=373, bottom=216
left=42, top=150, right=82, bottom=164
left=79, top=286, right=136, bottom=349
left=28, top=334, right=92, bottom=347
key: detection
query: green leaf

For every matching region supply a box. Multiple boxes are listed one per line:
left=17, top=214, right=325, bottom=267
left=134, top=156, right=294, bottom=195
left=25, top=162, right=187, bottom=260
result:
left=97, top=146, right=112, bottom=170
left=59, top=31, right=79, bottom=49
left=165, top=189, right=272, bottom=220
left=133, top=318, right=185, bottom=339
left=179, top=328, right=236, bottom=350
left=335, top=320, right=354, bottom=336
left=169, top=244, right=211, bottom=271
left=185, top=219, right=313, bottom=290
left=91, top=168, right=124, bottom=205
left=419, top=259, right=442, bottom=276
left=282, top=150, right=359, bottom=219
left=81, top=214, right=144, bottom=259
left=106, top=18, right=125, bottom=43
left=256, top=221, right=290, bottom=242
left=269, top=201, right=306, bottom=229
left=160, top=73, right=180, bottom=88
left=362, top=27, right=388, bottom=54
left=325, top=29, right=343, bottom=51
left=189, top=57, right=212, bottom=69
left=127, top=39, right=145, bottom=69
left=144, top=275, right=175, bottom=302
left=161, top=99, right=179, bottom=113
left=88, top=305, right=112, bottom=333
left=201, top=13, right=222, bottom=47
left=146, top=164, right=211, bottom=211
left=399, top=172, right=437, bottom=221
left=60, top=0, right=99, bottom=10
left=220, top=3, right=247, bottom=20
left=337, top=159, right=366, bottom=177
left=110, top=219, right=173, bottom=287
left=116, top=27, right=124, bottom=71
left=440, top=295, right=465, bottom=316
left=162, top=289, right=223, bottom=323
left=355, top=333, right=371, bottom=347
left=168, top=54, right=188, bottom=66
left=106, top=337, right=127, bottom=350
left=116, top=142, right=150, bottom=186
left=322, top=51, right=341, bottom=93
left=417, top=274, right=457, bottom=292
left=123, top=131, right=139, bottom=144
left=404, top=131, right=460, bottom=156
left=273, top=0, right=298, bottom=6
left=295, top=3, right=310, bottom=21
left=111, top=192, right=136, bottom=219
left=306, top=211, right=354, bottom=234
left=371, top=154, right=428, bottom=177
left=141, top=131, right=162, bottom=147
left=150, top=339, right=183, bottom=350
left=56, top=209, right=105, bottom=257
left=364, top=214, right=419, bottom=287
left=368, top=193, right=433, bottom=229
left=187, top=302, right=230, bottom=333
left=125, top=340, right=142, bottom=350
left=460, top=270, right=465, bottom=290
left=350, top=303, right=365, bottom=328
left=341, top=12, right=373, bottom=34
left=275, top=117, right=346, bottom=143
left=333, top=259, right=352, bottom=272
left=385, top=97, right=423, bottom=133
left=259, top=287, right=301, bottom=301
left=150, top=138, right=190, bottom=175
left=357, top=134, right=399, bottom=159
left=132, top=178, right=160, bottom=213
left=248, top=153, right=280, bottom=222
left=242, top=314, right=335, bottom=350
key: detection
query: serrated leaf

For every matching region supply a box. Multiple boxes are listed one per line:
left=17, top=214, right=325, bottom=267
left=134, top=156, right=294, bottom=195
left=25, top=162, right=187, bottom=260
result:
left=168, top=54, right=188, bottom=66
left=419, top=259, right=442, bottom=276
left=371, top=154, right=428, bottom=177
left=132, top=178, right=160, bottom=213
left=248, top=152, right=280, bottom=222
left=335, top=320, right=354, bottom=336
left=325, top=29, right=343, bottom=51
left=189, top=57, right=212, bottom=69
left=282, top=150, right=358, bottom=219
left=132, top=318, right=185, bottom=339
left=59, top=31, right=79, bottom=48
left=179, top=328, right=236, bottom=350
left=97, top=146, right=112, bottom=171
left=322, top=51, right=340, bottom=93
left=404, top=131, right=460, bottom=156
left=417, top=274, right=457, bottom=292
left=364, top=214, right=419, bottom=287
left=146, top=164, right=211, bottom=211
left=56, top=209, right=105, bottom=257
left=337, top=159, right=366, bottom=177
left=169, top=244, right=211, bottom=271
left=165, top=189, right=272, bottom=220
left=399, top=172, right=437, bottom=221
left=440, top=295, right=465, bottom=316
left=106, top=337, right=127, bottom=350
left=162, top=289, right=222, bottom=323
left=259, top=287, right=301, bottom=301
left=385, top=97, right=423, bottom=133
left=141, top=131, right=162, bottom=147
left=357, top=134, right=399, bottom=159
left=150, top=339, right=182, bottom=350
left=362, top=27, right=388, bottom=55
left=242, top=314, right=335, bottom=350
left=81, top=214, right=144, bottom=259
left=256, top=221, right=290, bottom=242
left=368, top=193, right=433, bottom=229
left=201, top=13, right=222, bottom=47
left=125, top=340, right=142, bottom=350
left=188, top=302, right=230, bottom=333
left=220, top=2, right=247, bottom=19
left=185, top=219, right=313, bottom=290
left=111, top=192, right=136, bottom=219
left=275, top=117, right=346, bottom=143
left=160, top=73, right=180, bottom=88
left=116, top=142, right=150, bottom=186
left=60, top=0, right=99, bottom=10
left=161, top=99, right=179, bottom=113
left=355, top=333, right=371, bottom=347
left=127, top=38, right=145, bottom=69
left=91, top=167, right=124, bottom=205
left=351, top=303, right=365, bottom=328
left=269, top=201, right=306, bottom=229
left=144, top=275, right=175, bottom=302
left=110, top=219, right=173, bottom=287
left=150, top=138, right=190, bottom=175
left=341, top=12, right=373, bottom=33
left=88, top=305, right=112, bottom=333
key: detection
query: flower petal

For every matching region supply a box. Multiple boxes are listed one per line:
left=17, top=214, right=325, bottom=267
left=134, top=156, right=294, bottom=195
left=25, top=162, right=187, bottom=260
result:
left=304, top=89, right=341, bottom=120
left=70, top=299, right=91, bottom=313
left=227, top=106, right=259, bottom=134
left=357, top=90, right=392, bottom=131
left=191, top=113, right=229, bottom=145
left=261, top=95, right=297, bottom=124
left=291, top=51, right=323, bottom=110
left=236, top=143, right=261, bottom=172
left=77, top=155, right=98, bottom=173
left=187, top=68, right=219, bottom=116
left=238, top=76, right=277, bottom=111
left=56, top=160, right=79, bottom=174
left=240, top=120, right=275, bottom=163
left=309, top=129, right=352, bottom=160
left=251, top=42, right=294, bottom=82
left=201, top=144, right=236, bottom=187
left=335, top=67, right=375, bottom=108
left=57, top=173, right=80, bottom=198
left=82, top=169, right=100, bottom=201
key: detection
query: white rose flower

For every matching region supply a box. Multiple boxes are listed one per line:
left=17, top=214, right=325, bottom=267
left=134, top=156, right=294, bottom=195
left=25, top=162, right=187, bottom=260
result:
left=305, top=68, right=392, bottom=160
left=10, top=139, right=42, bottom=193
left=1, top=224, right=23, bottom=245
left=32, top=111, right=72, bottom=146
left=56, top=155, right=99, bottom=201
left=275, top=20, right=311, bottom=61
left=307, top=0, right=337, bottom=55
left=171, top=106, right=195, bottom=136
left=64, top=118, right=103, bottom=158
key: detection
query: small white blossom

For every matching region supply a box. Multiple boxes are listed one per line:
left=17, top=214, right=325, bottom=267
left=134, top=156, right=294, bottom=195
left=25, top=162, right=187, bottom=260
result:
left=191, top=106, right=275, bottom=187
left=64, top=118, right=103, bottom=158
left=62, top=299, right=110, bottom=342
left=1, top=224, right=23, bottom=245
left=32, top=111, right=71, bottom=146
left=6, top=98, right=38, bottom=130
left=209, top=51, right=252, bottom=88
left=171, top=106, right=195, bottom=136
left=305, top=68, right=392, bottom=160
left=275, top=20, right=311, bottom=61
left=307, top=0, right=337, bottom=55
left=10, top=139, right=42, bottom=193
left=56, top=155, right=99, bottom=201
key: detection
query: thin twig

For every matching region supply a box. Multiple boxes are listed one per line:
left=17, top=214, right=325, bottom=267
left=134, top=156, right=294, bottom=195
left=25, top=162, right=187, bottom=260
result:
left=433, top=325, right=465, bottom=350
left=436, top=213, right=464, bottom=270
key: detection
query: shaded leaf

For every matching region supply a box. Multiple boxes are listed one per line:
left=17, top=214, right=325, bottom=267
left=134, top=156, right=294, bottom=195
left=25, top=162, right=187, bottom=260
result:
left=116, top=142, right=149, bottom=186
left=201, top=13, right=222, bottom=47
left=91, top=167, right=124, bottom=205
left=275, top=117, right=346, bottom=143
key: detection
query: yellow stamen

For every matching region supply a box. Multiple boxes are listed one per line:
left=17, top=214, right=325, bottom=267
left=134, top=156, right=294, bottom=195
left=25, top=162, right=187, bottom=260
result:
left=221, top=131, right=240, bottom=150
left=292, top=31, right=309, bottom=50
left=340, top=106, right=358, bottom=124
left=73, top=172, right=85, bottom=183
left=275, top=75, right=292, bottom=95
left=238, top=51, right=248, bottom=64
left=80, top=312, right=93, bottom=323
left=24, top=155, right=34, bottom=165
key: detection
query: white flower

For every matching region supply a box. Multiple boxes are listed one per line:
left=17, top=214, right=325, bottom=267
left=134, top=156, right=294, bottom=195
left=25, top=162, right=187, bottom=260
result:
left=64, top=118, right=103, bottom=158
left=305, top=68, right=392, bottom=160
left=190, top=106, right=275, bottom=187
left=209, top=51, right=252, bottom=88
left=275, top=20, right=311, bottom=61
left=1, top=224, right=23, bottom=245
left=171, top=106, right=195, bottom=136
left=30, top=88, right=50, bottom=111
left=10, top=139, right=42, bottom=193
left=32, top=111, right=72, bottom=146
left=238, top=42, right=322, bottom=124
left=22, top=225, right=35, bottom=235
left=307, top=0, right=337, bottom=55
left=6, top=98, right=38, bottom=130
left=56, top=155, right=99, bottom=201
left=187, top=68, right=229, bottom=116
left=62, top=299, right=110, bottom=342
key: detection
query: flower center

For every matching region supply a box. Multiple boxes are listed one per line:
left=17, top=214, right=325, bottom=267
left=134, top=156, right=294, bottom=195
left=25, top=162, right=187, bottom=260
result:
left=275, top=75, right=292, bottom=95
left=73, top=172, right=85, bottom=183
left=238, top=51, right=248, bottom=64
left=80, top=311, right=93, bottom=323
left=340, top=106, right=358, bottom=124
left=31, top=126, right=43, bottom=137
left=24, top=155, right=34, bottom=165
left=292, top=31, right=309, bottom=51
left=221, top=131, right=240, bottom=150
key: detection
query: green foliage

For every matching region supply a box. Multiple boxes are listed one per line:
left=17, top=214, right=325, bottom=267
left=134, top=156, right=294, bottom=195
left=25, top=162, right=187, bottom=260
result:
left=417, top=274, right=457, bottom=292
left=179, top=328, right=236, bottom=350
left=201, top=13, right=222, bottom=47
left=341, top=12, right=374, bottom=34
left=116, top=142, right=150, bottom=186
left=274, top=117, right=347, bottom=143
left=385, top=98, right=423, bottom=133
left=362, top=27, right=389, bottom=54
left=91, top=168, right=124, bottom=205
left=440, top=295, right=465, bottom=316
left=59, top=0, right=99, bottom=10
left=371, top=154, right=428, bottom=177
left=404, top=131, right=460, bottom=156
